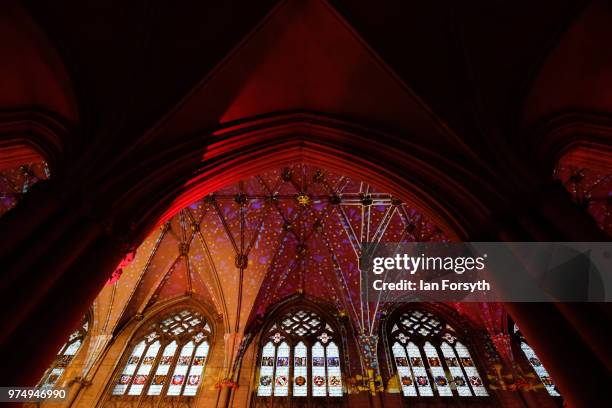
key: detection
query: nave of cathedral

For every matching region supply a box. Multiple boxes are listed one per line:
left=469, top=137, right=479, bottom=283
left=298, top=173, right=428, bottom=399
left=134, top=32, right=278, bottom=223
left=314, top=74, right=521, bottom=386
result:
left=0, top=0, right=611, bottom=407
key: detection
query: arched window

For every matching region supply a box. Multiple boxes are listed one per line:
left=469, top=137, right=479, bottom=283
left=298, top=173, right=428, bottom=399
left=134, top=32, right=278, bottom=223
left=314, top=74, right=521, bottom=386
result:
left=109, top=309, right=211, bottom=399
left=256, top=308, right=344, bottom=399
left=388, top=309, right=488, bottom=398
left=0, top=160, right=50, bottom=218
left=39, top=319, right=88, bottom=389
left=513, top=324, right=560, bottom=397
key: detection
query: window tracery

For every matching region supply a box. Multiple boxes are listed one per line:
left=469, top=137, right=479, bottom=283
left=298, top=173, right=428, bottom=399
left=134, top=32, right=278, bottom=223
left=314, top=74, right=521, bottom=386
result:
left=39, top=319, right=88, bottom=389
left=513, top=324, right=560, bottom=397
left=256, top=308, right=343, bottom=399
left=109, top=309, right=211, bottom=400
left=389, top=309, right=488, bottom=398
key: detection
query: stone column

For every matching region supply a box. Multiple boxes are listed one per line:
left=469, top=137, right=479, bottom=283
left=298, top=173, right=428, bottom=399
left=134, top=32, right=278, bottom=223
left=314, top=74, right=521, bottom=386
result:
left=497, top=183, right=610, bottom=407
left=0, top=218, right=125, bottom=388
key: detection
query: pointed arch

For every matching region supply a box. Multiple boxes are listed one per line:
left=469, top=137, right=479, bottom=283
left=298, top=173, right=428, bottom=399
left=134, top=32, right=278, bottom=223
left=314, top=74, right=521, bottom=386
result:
left=104, top=305, right=214, bottom=404
left=384, top=307, right=489, bottom=398
left=38, top=315, right=89, bottom=389
left=512, top=323, right=561, bottom=397
left=253, top=301, right=346, bottom=403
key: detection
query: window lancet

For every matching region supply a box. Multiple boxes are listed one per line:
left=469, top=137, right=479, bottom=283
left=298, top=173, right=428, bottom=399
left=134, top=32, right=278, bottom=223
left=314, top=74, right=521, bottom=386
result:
left=513, top=324, right=560, bottom=397
left=39, top=320, right=88, bottom=389
left=110, top=309, right=211, bottom=399
left=256, top=308, right=343, bottom=398
left=389, top=309, right=488, bottom=398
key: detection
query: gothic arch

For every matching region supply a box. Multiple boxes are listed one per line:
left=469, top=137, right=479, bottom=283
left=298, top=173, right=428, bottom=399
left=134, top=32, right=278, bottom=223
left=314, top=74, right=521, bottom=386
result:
left=251, top=297, right=350, bottom=405
left=93, top=298, right=223, bottom=408
left=380, top=303, right=492, bottom=401
left=117, top=113, right=499, bottom=246
left=37, top=311, right=92, bottom=390
left=507, top=317, right=562, bottom=399
left=246, top=296, right=353, bottom=372
left=525, top=112, right=612, bottom=181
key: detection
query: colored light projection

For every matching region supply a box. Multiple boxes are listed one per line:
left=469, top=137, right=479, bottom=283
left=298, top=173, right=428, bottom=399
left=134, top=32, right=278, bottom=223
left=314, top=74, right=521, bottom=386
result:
left=257, top=309, right=343, bottom=398
left=514, top=324, right=560, bottom=397
left=111, top=164, right=448, bottom=351
left=39, top=320, right=88, bottom=389
left=390, top=310, right=487, bottom=397
left=112, top=309, right=210, bottom=397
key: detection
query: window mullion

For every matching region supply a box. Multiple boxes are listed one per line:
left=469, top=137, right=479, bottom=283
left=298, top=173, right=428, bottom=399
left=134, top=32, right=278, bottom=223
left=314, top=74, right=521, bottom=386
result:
left=456, top=346, right=474, bottom=395
left=404, top=344, right=418, bottom=396
left=323, top=343, right=329, bottom=402
left=435, top=343, right=454, bottom=397
left=420, top=343, right=436, bottom=395
left=307, top=343, right=311, bottom=402
left=158, top=339, right=182, bottom=398
left=179, top=341, right=198, bottom=396
left=135, top=341, right=166, bottom=408
left=288, top=343, right=294, bottom=405
left=272, top=344, right=277, bottom=406
left=405, top=341, right=433, bottom=397
left=126, top=343, right=150, bottom=396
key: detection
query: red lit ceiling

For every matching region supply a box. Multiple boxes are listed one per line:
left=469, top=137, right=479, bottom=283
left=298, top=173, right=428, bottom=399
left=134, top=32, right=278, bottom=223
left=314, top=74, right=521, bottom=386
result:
left=115, top=164, right=448, bottom=335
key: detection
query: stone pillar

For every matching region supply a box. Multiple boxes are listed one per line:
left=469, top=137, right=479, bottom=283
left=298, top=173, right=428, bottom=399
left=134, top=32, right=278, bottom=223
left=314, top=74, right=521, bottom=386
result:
left=216, top=385, right=232, bottom=408
left=357, top=335, right=383, bottom=407
left=497, top=183, right=610, bottom=407
left=0, top=218, right=125, bottom=388
left=533, top=182, right=611, bottom=370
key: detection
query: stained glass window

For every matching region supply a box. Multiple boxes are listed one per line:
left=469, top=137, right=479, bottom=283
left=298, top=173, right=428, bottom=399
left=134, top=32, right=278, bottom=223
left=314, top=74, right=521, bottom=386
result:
left=293, top=342, right=308, bottom=397
left=311, top=342, right=326, bottom=397
left=554, top=150, right=612, bottom=236
left=274, top=342, right=290, bottom=396
left=148, top=341, right=177, bottom=395
left=513, top=324, right=560, bottom=397
left=424, top=341, right=452, bottom=396
left=257, top=342, right=275, bottom=396
left=455, top=342, right=487, bottom=396
left=39, top=319, right=88, bottom=389
left=256, top=308, right=343, bottom=398
left=166, top=341, right=193, bottom=396
left=326, top=342, right=342, bottom=396
left=519, top=343, right=560, bottom=397
left=129, top=340, right=160, bottom=395
left=0, top=161, right=51, bottom=218
left=393, top=342, right=417, bottom=396
left=113, top=340, right=146, bottom=395
left=110, top=309, right=211, bottom=398
left=406, top=341, right=433, bottom=396
left=440, top=342, right=471, bottom=396
left=183, top=341, right=209, bottom=396
left=389, top=309, right=488, bottom=397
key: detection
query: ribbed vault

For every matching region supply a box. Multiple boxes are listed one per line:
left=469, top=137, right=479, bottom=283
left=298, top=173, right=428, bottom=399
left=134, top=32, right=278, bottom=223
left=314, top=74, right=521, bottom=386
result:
left=99, top=164, right=449, bottom=347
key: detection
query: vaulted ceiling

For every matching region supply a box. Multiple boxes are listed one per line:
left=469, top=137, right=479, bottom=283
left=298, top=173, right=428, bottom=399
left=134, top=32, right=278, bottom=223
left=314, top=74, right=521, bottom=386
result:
left=2, top=0, right=611, bottom=395
left=97, top=164, right=448, bottom=338
left=4, top=0, right=609, bottom=349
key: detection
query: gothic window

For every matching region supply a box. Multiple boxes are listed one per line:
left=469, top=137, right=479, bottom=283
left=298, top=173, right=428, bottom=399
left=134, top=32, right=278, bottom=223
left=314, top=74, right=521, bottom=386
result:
left=109, top=309, right=211, bottom=399
left=554, top=149, right=612, bottom=236
left=0, top=161, right=50, bottom=218
left=389, top=309, right=488, bottom=398
left=256, top=308, right=344, bottom=398
left=513, top=324, right=560, bottom=397
left=39, top=319, right=88, bottom=389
